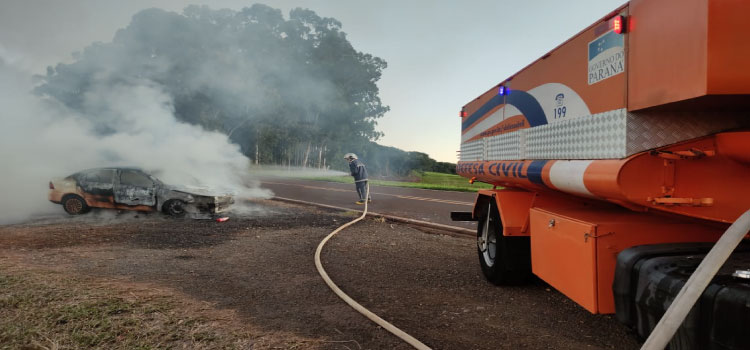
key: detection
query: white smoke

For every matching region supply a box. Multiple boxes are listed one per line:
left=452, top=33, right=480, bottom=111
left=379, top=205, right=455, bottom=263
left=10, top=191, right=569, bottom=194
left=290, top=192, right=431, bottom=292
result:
left=0, top=55, right=271, bottom=225
left=251, top=165, right=349, bottom=179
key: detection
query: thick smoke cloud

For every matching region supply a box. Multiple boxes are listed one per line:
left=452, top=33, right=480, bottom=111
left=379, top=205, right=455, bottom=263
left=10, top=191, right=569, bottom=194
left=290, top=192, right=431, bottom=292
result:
left=36, top=5, right=389, bottom=172
left=0, top=54, right=270, bottom=224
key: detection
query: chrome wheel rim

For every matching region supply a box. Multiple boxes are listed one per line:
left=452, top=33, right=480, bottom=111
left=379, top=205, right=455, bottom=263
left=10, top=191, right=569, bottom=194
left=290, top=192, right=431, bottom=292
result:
left=478, top=204, right=497, bottom=267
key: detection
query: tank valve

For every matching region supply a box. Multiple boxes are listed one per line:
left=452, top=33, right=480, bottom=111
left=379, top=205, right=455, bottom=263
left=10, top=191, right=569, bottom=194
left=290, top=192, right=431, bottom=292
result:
left=732, top=269, right=750, bottom=280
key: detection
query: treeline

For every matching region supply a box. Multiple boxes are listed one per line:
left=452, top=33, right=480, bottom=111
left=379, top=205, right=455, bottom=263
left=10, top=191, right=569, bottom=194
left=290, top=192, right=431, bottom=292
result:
left=353, top=142, right=456, bottom=176
left=35, top=4, right=454, bottom=177
left=251, top=139, right=455, bottom=176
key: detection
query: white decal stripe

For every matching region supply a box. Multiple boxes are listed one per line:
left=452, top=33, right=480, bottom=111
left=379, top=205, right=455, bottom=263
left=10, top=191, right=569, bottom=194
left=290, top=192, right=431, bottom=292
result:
left=548, top=160, right=595, bottom=198
left=461, top=107, right=503, bottom=143
left=461, top=105, right=523, bottom=143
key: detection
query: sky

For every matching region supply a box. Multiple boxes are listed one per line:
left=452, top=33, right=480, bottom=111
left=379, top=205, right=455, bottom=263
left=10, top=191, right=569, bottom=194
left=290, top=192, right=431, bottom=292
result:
left=0, top=0, right=626, bottom=163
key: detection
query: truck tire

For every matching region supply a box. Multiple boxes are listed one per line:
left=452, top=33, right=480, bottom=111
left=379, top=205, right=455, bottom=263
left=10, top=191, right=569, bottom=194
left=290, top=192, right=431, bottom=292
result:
left=477, top=202, right=532, bottom=285
left=62, top=194, right=90, bottom=215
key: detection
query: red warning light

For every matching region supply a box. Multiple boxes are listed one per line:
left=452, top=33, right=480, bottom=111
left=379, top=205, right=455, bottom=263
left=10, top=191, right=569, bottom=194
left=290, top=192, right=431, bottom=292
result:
left=612, top=15, right=625, bottom=34
left=461, top=110, right=468, bottom=118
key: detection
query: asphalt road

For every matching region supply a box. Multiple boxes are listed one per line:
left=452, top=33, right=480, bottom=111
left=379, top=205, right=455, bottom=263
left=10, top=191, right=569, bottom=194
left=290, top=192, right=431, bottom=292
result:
left=259, top=178, right=479, bottom=231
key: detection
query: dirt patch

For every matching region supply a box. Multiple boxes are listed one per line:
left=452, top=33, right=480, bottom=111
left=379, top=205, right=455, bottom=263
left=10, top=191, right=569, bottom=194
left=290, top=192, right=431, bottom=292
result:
left=0, top=200, right=640, bottom=349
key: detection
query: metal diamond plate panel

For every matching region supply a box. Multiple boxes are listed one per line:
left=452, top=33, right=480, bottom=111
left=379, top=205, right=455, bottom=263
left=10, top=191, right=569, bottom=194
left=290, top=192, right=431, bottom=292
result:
left=459, top=139, right=483, bottom=161
left=525, top=109, right=627, bottom=159
left=625, top=110, right=749, bottom=155
left=487, top=132, right=522, bottom=160
left=461, top=108, right=748, bottom=162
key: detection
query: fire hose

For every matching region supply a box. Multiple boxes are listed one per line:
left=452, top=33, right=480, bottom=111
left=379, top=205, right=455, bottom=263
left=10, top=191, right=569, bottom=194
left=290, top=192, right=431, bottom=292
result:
left=314, top=183, right=432, bottom=350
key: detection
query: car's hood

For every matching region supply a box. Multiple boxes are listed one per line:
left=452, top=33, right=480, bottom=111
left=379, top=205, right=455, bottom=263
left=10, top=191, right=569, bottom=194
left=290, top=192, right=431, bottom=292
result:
left=165, top=185, right=234, bottom=197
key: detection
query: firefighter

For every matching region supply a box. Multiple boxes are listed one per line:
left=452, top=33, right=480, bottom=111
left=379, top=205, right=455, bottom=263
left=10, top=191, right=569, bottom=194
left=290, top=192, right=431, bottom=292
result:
left=344, top=153, right=371, bottom=204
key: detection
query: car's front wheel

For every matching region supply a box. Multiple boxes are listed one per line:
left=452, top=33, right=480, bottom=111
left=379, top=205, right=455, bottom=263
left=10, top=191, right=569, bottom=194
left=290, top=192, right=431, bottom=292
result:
left=62, top=195, right=89, bottom=215
left=162, top=199, right=187, bottom=217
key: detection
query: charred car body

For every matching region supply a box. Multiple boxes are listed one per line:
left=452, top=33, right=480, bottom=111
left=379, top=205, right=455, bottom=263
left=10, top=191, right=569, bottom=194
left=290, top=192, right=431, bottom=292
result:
left=49, top=167, right=234, bottom=216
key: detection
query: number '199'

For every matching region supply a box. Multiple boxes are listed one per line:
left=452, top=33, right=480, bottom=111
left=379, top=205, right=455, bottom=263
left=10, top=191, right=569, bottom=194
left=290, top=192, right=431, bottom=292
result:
left=553, top=107, right=567, bottom=119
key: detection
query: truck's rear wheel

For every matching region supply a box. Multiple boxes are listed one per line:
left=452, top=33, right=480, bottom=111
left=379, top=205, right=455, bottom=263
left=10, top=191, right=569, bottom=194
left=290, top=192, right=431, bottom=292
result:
left=477, top=201, right=532, bottom=285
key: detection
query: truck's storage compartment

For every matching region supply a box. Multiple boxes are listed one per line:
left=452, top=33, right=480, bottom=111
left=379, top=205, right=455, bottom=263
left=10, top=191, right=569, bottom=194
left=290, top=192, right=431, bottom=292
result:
left=529, top=206, right=723, bottom=314
left=613, top=242, right=750, bottom=350
left=628, top=0, right=750, bottom=110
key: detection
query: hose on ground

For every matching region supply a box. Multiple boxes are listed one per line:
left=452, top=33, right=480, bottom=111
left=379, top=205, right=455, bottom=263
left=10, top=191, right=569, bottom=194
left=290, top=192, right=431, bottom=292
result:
left=641, top=208, right=750, bottom=350
left=314, top=182, right=432, bottom=350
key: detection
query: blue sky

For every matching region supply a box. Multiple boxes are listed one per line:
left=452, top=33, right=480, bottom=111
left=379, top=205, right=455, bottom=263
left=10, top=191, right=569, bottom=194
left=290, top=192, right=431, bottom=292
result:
left=0, top=0, right=626, bottom=162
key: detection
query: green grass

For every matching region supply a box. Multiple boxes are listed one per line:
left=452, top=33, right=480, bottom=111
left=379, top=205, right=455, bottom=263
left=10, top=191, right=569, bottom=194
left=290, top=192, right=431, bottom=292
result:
left=306, top=171, right=495, bottom=192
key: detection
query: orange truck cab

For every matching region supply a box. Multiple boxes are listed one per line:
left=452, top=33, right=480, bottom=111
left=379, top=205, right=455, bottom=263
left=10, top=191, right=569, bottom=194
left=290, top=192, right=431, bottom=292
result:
left=454, top=0, right=750, bottom=348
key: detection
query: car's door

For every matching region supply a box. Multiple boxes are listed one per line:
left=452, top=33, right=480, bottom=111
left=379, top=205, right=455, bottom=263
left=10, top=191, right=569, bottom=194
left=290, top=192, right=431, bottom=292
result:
left=114, top=169, right=157, bottom=206
left=76, top=168, right=116, bottom=205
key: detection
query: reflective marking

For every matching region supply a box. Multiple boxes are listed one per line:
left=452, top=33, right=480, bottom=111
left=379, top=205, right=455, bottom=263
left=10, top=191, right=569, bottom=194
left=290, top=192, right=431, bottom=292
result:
left=548, top=161, right=595, bottom=198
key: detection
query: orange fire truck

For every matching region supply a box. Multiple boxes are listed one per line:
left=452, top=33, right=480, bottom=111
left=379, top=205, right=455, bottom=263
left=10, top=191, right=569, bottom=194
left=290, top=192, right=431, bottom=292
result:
left=454, top=0, right=750, bottom=348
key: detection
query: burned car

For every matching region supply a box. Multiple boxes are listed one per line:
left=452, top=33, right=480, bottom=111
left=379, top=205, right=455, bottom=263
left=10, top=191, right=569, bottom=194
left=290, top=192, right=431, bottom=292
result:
left=49, top=167, right=234, bottom=216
